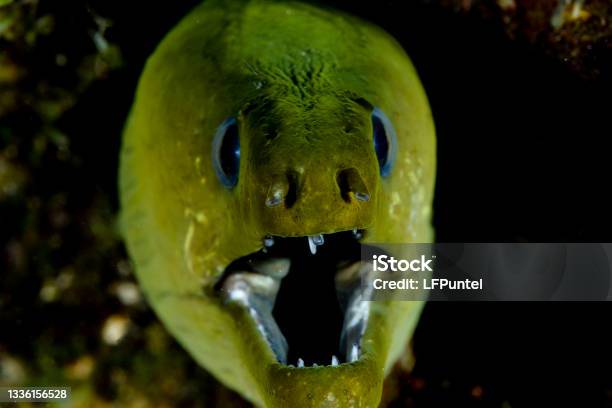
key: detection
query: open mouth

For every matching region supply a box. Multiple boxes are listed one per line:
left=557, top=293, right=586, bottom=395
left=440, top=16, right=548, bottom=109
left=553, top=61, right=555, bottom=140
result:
left=216, top=229, right=372, bottom=368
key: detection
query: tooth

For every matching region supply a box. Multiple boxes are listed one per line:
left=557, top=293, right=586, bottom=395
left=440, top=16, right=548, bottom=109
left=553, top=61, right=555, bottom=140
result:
left=331, top=355, right=339, bottom=366
left=307, top=234, right=324, bottom=254
left=352, top=228, right=363, bottom=240
left=312, top=234, right=324, bottom=245
left=308, top=236, right=317, bottom=254
left=313, top=363, right=318, bottom=368
left=264, top=236, right=275, bottom=247
left=349, top=344, right=359, bottom=362
left=297, top=358, right=304, bottom=368
left=251, top=258, right=290, bottom=279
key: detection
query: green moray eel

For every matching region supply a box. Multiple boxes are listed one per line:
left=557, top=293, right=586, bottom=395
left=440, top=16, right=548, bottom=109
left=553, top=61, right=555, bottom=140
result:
left=119, top=0, right=436, bottom=406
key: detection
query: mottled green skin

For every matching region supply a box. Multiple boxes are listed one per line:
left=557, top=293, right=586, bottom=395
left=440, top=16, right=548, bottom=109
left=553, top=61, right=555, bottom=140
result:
left=120, top=0, right=436, bottom=406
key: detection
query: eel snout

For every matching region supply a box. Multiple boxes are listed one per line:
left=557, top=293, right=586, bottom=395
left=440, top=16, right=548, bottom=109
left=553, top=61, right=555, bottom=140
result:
left=252, top=154, right=378, bottom=237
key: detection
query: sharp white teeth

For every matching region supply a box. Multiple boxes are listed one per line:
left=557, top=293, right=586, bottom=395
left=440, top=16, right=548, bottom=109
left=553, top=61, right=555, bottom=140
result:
left=352, top=228, right=363, bottom=240
left=349, top=344, right=359, bottom=362
left=312, top=234, right=324, bottom=245
left=331, top=355, right=339, bottom=366
left=297, top=358, right=304, bottom=368
left=264, top=236, right=275, bottom=247
left=308, top=236, right=317, bottom=254
left=307, top=234, right=324, bottom=255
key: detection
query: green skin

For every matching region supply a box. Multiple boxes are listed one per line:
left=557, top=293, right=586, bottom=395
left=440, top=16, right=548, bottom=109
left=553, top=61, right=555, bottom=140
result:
left=120, top=0, right=436, bottom=406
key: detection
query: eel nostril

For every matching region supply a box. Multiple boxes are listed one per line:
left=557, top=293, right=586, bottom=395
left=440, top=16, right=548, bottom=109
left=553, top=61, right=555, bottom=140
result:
left=265, top=184, right=285, bottom=207
left=265, top=172, right=299, bottom=209
left=336, top=168, right=369, bottom=203
left=284, top=171, right=299, bottom=209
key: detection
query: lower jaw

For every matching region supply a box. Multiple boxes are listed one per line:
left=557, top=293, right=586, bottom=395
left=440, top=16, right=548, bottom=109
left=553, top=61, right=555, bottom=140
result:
left=264, top=350, right=384, bottom=407
left=257, top=299, right=425, bottom=407
left=231, top=301, right=388, bottom=408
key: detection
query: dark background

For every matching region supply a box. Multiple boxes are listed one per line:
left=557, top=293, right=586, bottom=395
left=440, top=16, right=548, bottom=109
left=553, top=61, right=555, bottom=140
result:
left=1, top=0, right=611, bottom=406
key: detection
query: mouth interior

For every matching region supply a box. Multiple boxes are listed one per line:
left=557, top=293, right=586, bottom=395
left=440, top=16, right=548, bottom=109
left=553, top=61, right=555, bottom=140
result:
left=217, top=230, right=369, bottom=368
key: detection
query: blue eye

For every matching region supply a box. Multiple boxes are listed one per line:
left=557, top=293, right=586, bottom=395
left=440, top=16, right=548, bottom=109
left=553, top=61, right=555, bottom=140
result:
left=212, top=117, right=240, bottom=188
left=371, top=107, right=397, bottom=177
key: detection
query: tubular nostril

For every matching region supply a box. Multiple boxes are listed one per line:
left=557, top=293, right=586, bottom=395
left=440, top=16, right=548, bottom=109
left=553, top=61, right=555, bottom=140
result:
left=336, top=168, right=370, bottom=203
left=265, top=184, right=285, bottom=207
left=265, top=172, right=300, bottom=209
left=284, top=171, right=299, bottom=208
